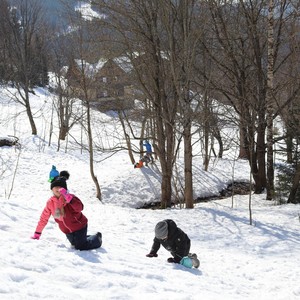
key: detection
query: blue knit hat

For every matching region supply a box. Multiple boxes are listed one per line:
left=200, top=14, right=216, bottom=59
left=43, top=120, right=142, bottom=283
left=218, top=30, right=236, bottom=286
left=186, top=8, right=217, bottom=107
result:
left=48, top=165, right=59, bottom=183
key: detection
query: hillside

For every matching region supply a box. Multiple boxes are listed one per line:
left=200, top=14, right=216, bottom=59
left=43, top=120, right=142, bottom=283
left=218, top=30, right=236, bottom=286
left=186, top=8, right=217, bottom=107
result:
left=0, top=86, right=299, bottom=299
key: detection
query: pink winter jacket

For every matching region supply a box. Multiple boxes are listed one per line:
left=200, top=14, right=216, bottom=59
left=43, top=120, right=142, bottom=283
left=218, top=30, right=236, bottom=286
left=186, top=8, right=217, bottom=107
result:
left=35, top=194, right=88, bottom=234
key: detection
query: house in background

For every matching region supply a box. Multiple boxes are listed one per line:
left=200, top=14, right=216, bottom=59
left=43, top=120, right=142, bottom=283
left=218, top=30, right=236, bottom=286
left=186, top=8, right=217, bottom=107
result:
left=93, top=57, right=135, bottom=111
left=64, top=57, right=135, bottom=111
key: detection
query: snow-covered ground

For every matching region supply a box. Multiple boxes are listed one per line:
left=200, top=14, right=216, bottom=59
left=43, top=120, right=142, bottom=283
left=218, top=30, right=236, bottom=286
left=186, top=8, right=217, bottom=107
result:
left=0, top=86, right=299, bottom=300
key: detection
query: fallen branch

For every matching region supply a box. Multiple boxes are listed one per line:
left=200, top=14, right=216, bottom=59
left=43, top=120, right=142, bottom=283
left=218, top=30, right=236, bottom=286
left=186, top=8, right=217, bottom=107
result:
left=0, top=135, right=19, bottom=147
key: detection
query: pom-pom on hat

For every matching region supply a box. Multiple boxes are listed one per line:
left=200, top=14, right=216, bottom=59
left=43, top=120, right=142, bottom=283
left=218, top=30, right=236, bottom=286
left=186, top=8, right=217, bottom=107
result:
left=50, top=176, right=67, bottom=190
left=59, top=170, right=70, bottom=180
left=155, top=221, right=168, bottom=239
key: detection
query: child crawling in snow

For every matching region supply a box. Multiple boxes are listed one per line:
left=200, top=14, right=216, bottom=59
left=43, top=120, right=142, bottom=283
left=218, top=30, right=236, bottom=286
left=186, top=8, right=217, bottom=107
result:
left=146, top=219, right=200, bottom=268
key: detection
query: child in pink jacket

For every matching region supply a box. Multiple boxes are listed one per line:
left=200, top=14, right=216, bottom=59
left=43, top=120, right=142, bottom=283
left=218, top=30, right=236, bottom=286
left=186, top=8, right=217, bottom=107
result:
left=32, top=171, right=102, bottom=251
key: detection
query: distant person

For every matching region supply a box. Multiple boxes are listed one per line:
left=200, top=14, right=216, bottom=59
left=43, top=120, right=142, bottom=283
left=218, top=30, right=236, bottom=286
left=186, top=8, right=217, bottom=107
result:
left=134, top=155, right=151, bottom=168
left=31, top=170, right=102, bottom=251
left=143, top=140, right=154, bottom=163
left=146, top=219, right=200, bottom=268
left=134, top=159, right=144, bottom=168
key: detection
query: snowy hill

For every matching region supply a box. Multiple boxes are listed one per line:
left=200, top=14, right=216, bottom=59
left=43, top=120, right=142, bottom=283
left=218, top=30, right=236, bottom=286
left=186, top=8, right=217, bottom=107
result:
left=0, top=86, right=299, bottom=300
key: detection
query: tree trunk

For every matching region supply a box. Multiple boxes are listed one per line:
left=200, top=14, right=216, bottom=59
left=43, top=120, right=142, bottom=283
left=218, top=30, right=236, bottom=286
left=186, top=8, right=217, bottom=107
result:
left=266, top=0, right=275, bottom=200
left=23, top=86, right=37, bottom=135
left=118, top=111, right=135, bottom=164
left=184, top=122, right=194, bottom=208
left=203, top=91, right=210, bottom=171
left=86, top=101, right=102, bottom=201
left=287, top=163, right=300, bottom=204
left=239, top=124, right=249, bottom=159
left=213, top=127, right=223, bottom=158
left=255, top=121, right=267, bottom=193
left=160, top=167, right=173, bottom=208
left=25, top=99, right=37, bottom=135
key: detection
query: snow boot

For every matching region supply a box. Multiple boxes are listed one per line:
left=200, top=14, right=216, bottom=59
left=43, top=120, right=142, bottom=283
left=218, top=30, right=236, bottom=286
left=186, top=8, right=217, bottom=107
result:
left=188, top=253, right=200, bottom=268
left=97, top=232, right=102, bottom=247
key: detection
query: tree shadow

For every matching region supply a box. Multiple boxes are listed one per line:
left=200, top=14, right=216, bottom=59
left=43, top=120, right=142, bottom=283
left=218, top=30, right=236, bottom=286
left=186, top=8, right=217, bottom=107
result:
left=201, top=206, right=300, bottom=245
left=68, top=246, right=107, bottom=263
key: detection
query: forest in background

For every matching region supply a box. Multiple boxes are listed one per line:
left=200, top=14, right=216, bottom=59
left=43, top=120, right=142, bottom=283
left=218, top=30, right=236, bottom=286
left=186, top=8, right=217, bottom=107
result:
left=1, top=0, right=300, bottom=208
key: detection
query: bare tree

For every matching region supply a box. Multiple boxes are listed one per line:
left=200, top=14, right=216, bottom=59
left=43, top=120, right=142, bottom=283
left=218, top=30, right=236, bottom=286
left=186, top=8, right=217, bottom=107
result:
left=201, top=0, right=299, bottom=196
left=0, top=0, right=13, bottom=82
left=63, top=10, right=103, bottom=200
left=160, top=0, right=203, bottom=208
left=97, top=0, right=182, bottom=208
left=2, top=0, right=49, bottom=135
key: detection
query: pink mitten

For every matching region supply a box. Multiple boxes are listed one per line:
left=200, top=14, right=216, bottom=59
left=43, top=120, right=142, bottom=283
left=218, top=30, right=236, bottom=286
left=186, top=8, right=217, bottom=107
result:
left=31, top=232, right=41, bottom=240
left=59, top=188, right=73, bottom=203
